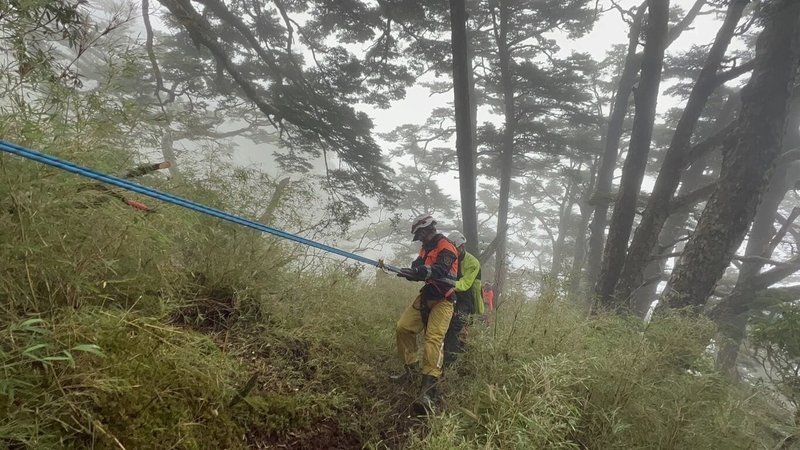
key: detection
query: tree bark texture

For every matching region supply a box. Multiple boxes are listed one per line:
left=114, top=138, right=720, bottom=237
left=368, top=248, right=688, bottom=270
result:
left=594, top=0, right=670, bottom=308
left=630, top=155, right=709, bottom=316
left=713, top=90, right=800, bottom=377
left=450, top=0, right=479, bottom=255
left=663, top=0, right=800, bottom=310
left=629, top=91, right=740, bottom=316
left=585, top=3, right=646, bottom=289
left=615, top=0, right=750, bottom=307
left=585, top=0, right=704, bottom=291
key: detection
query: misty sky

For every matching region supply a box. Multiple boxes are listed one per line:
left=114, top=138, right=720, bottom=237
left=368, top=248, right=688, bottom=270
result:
left=117, top=0, right=752, bottom=270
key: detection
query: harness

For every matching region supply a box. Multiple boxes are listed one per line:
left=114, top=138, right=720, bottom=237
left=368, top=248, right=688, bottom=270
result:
left=415, top=235, right=459, bottom=326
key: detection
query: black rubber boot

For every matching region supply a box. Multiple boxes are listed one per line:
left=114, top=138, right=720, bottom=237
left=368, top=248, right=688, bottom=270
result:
left=413, top=375, right=438, bottom=416
left=389, top=364, right=418, bottom=383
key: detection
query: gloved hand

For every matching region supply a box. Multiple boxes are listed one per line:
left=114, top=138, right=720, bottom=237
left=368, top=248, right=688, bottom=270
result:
left=396, top=268, right=420, bottom=281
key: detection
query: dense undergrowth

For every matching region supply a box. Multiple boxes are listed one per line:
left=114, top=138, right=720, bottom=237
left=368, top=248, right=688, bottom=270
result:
left=1, top=77, right=796, bottom=450
left=2, top=144, right=795, bottom=449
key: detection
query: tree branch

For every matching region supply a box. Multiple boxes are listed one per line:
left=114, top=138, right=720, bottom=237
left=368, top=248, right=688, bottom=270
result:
left=669, top=181, right=718, bottom=212
left=158, top=0, right=281, bottom=118
left=748, top=284, right=800, bottom=311
left=779, top=147, right=800, bottom=163
left=479, top=227, right=507, bottom=264
left=765, top=207, right=800, bottom=258
left=751, top=255, right=800, bottom=292
left=714, top=59, right=755, bottom=85
left=142, top=0, right=167, bottom=101
left=735, top=255, right=800, bottom=267
left=683, top=120, right=736, bottom=167
left=667, top=0, right=706, bottom=45
left=124, top=161, right=171, bottom=179
left=649, top=251, right=683, bottom=261
left=776, top=212, right=800, bottom=243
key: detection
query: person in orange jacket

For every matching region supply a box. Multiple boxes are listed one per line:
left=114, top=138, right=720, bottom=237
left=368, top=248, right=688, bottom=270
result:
left=482, top=282, right=495, bottom=324
left=391, top=213, right=458, bottom=413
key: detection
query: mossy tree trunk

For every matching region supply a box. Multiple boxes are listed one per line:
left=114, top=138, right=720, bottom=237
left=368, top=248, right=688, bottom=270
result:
left=663, top=0, right=800, bottom=310
left=615, top=0, right=750, bottom=307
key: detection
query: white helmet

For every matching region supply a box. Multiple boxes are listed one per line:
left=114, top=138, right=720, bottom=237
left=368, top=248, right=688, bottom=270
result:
left=448, top=231, right=466, bottom=248
left=411, top=213, right=436, bottom=238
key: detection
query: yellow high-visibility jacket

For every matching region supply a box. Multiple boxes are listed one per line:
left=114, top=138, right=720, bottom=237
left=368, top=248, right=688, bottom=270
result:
left=454, top=251, right=484, bottom=315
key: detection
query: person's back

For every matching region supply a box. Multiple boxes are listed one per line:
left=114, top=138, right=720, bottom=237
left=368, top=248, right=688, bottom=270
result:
left=443, top=231, right=481, bottom=368
left=483, top=285, right=495, bottom=313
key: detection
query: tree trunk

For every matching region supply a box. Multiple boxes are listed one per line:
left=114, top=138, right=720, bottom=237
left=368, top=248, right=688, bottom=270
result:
left=594, top=0, right=670, bottom=309
left=568, top=157, right=598, bottom=298
left=259, top=177, right=291, bottom=225
left=663, top=0, right=800, bottom=310
left=585, top=3, right=647, bottom=289
left=450, top=0, right=479, bottom=255
left=160, top=130, right=180, bottom=179
left=709, top=164, right=791, bottom=378
left=630, top=92, right=741, bottom=317
left=551, top=178, right=578, bottom=276
left=492, top=0, right=515, bottom=297
left=569, top=196, right=594, bottom=300
left=586, top=1, right=706, bottom=293
left=630, top=155, right=708, bottom=316
left=614, top=0, right=749, bottom=306
left=467, top=0, right=479, bottom=202
left=713, top=90, right=800, bottom=377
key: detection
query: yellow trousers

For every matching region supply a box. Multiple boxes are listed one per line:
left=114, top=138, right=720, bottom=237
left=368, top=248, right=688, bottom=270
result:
left=396, top=295, right=454, bottom=378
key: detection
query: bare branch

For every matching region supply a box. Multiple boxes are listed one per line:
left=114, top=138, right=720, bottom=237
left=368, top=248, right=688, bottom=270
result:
left=608, top=0, right=641, bottom=25
left=142, top=0, right=165, bottom=99
left=667, top=0, right=706, bottom=45
left=776, top=212, right=800, bottom=243
left=714, top=59, right=755, bottom=85
left=765, top=207, right=800, bottom=258
left=752, top=255, right=800, bottom=292
left=779, top=147, right=800, bottom=163
left=479, top=227, right=507, bottom=264
left=683, top=120, right=736, bottom=167
left=735, top=255, right=800, bottom=267
left=649, top=251, right=683, bottom=261
left=124, top=161, right=171, bottom=179
left=669, top=181, right=718, bottom=212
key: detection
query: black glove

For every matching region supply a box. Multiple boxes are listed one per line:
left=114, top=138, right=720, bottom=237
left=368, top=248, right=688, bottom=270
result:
left=396, top=268, right=420, bottom=281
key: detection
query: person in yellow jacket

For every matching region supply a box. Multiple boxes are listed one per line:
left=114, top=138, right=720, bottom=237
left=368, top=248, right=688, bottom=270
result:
left=391, top=214, right=458, bottom=413
left=443, top=231, right=483, bottom=368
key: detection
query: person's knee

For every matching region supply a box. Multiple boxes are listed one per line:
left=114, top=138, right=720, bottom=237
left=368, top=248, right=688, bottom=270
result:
left=397, top=320, right=414, bottom=336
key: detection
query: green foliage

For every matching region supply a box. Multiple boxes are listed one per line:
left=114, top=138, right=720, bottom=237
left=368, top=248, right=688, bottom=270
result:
left=407, top=291, right=777, bottom=449
left=0, top=311, right=246, bottom=449
left=0, top=5, right=792, bottom=448
left=152, top=0, right=405, bottom=217
left=751, top=305, right=800, bottom=408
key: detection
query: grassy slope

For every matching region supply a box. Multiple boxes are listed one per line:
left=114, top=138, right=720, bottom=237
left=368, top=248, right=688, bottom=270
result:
left=0, top=114, right=794, bottom=450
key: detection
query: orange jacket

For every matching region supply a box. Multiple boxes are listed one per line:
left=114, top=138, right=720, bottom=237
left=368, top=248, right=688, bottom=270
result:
left=411, top=234, right=459, bottom=299
left=482, top=288, right=495, bottom=312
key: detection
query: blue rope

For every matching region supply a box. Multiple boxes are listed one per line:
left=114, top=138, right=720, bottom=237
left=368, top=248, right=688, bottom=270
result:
left=0, top=139, right=402, bottom=274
